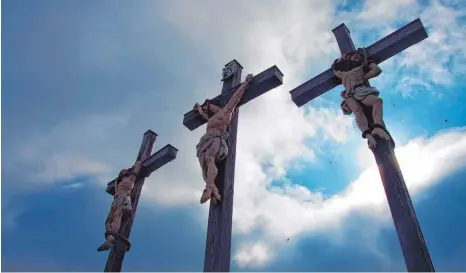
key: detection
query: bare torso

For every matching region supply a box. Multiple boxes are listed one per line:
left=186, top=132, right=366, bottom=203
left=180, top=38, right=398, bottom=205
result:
left=115, top=177, right=135, bottom=197
left=194, top=74, right=253, bottom=204
left=205, top=109, right=232, bottom=134
left=334, top=65, right=366, bottom=91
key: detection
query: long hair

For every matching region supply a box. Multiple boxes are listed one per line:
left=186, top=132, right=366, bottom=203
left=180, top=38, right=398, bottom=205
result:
left=331, top=48, right=367, bottom=72
left=201, top=98, right=220, bottom=118
left=117, top=168, right=132, bottom=181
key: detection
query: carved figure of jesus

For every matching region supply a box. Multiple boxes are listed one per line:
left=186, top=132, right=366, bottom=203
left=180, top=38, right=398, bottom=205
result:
left=97, top=161, right=142, bottom=252
left=194, top=74, right=253, bottom=204
left=332, top=49, right=391, bottom=148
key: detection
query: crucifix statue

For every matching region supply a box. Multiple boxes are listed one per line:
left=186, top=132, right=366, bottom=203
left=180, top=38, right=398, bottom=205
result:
left=332, top=48, right=392, bottom=149
left=194, top=73, right=254, bottom=204
left=97, top=130, right=178, bottom=272
left=289, top=18, right=435, bottom=272
left=97, top=160, right=143, bottom=252
left=183, top=60, right=283, bottom=271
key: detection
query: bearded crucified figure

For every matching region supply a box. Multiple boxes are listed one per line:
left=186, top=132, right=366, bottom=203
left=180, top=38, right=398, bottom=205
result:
left=332, top=49, right=392, bottom=149
left=97, top=161, right=142, bottom=252
left=194, top=74, right=253, bottom=204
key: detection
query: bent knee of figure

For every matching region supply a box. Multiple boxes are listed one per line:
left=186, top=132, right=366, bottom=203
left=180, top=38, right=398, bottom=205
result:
left=374, top=97, right=383, bottom=105
left=348, top=100, right=363, bottom=114
left=206, top=139, right=221, bottom=158
left=205, top=155, right=216, bottom=165
left=113, top=207, right=125, bottom=218
left=105, top=214, right=113, bottom=225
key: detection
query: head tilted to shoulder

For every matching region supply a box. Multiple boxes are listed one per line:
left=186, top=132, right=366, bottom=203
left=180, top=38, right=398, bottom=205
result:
left=331, top=48, right=366, bottom=72
left=201, top=99, right=220, bottom=118
left=118, top=168, right=133, bottom=180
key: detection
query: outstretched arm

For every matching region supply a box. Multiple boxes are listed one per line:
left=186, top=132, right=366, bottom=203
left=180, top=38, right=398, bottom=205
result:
left=194, top=103, right=209, bottom=120
left=128, top=161, right=143, bottom=182
left=132, top=161, right=143, bottom=175
left=224, top=74, right=253, bottom=113
left=364, top=63, right=382, bottom=80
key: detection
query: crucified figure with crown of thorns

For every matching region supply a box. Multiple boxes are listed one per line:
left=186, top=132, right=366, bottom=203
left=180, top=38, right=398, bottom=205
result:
left=193, top=74, right=253, bottom=204
left=332, top=48, right=392, bottom=149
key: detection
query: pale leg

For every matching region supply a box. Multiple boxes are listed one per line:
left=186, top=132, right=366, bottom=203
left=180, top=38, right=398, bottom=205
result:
left=361, top=95, right=390, bottom=140
left=112, top=209, right=123, bottom=233
left=98, top=207, right=122, bottom=252
left=199, top=156, right=221, bottom=204
left=200, top=138, right=222, bottom=204
left=346, top=97, right=377, bottom=148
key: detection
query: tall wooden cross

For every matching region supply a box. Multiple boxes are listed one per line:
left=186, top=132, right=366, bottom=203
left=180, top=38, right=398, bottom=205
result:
left=289, top=18, right=434, bottom=272
left=183, top=60, right=283, bottom=272
left=103, top=130, right=178, bottom=272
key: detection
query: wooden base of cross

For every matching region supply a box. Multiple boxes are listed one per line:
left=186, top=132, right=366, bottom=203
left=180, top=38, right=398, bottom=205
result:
left=373, top=136, right=434, bottom=272
left=183, top=60, right=283, bottom=272
left=365, top=106, right=434, bottom=271
left=101, top=130, right=178, bottom=272
left=289, top=18, right=434, bottom=272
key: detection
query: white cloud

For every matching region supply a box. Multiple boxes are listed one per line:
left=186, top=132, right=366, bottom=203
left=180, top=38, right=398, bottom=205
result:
left=232, top=127, right=466, bottom=267
left=10, top=113, right=132, bottom=188
left=8, top=0, right=466, bottom=269
left=365, top=0, right=466, bottom=97
left=397, top=1, right=466, bottom=87
left=358, top=0, right=418, bottom=22
left=36, top=154, right=110, bottom=183
left=234, top=241, right=272, bottom=268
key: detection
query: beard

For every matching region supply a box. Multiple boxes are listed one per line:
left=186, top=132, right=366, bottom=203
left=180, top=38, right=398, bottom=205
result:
left=118, top=168, right=133, bottom=180
left=201, top=106, right=214, bottom=118
left=202, top=99, right=220, bottom=118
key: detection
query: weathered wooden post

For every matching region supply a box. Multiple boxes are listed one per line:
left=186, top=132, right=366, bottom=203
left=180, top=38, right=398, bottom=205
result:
left=102, top=130, right=178, bottom=272
left=289, top=18, right=434, bottom=272
left=183, top=60, right=283, bottom=271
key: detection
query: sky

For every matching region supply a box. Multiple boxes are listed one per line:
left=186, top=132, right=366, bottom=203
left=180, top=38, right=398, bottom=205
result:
left=2, top=0, right=466, bottom=271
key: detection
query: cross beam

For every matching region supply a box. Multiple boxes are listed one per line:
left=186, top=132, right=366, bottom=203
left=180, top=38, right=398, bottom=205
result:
left=290, top=18, right=428, bottom=107
left=183, top=65, right=284, bottom=131
left=104, top=130, right=178, bottom=272
left=287, top=18, right=434, bottom=272
left=106, top=144, right=179, bottom=195
left=183, top=60, right=283, bottom=272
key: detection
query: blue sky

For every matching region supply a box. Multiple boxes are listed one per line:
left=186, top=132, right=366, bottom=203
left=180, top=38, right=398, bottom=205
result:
left=2, top=0, right=466, bottom=271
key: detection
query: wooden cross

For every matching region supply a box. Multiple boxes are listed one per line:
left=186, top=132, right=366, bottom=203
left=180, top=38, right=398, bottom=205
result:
left=103, top=130, right=178, bottom=272
left=289, top=18, right=434, bottom=272
left=183, top=60, right=283, bottom=272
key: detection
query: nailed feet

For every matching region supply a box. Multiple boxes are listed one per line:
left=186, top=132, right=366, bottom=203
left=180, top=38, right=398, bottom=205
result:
left=366, top=126, right=392, bottom=149
left=97, top=236, right=115, bottom=252
left=200, top=184, right=222, bottom=204
left=367, top=134, right=377, bottom=149
left=372, top=127, right=391, bottom=140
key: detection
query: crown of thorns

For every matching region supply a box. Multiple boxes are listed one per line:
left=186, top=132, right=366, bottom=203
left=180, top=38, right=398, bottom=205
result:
left=202, top=98, right=221, bottom=107
left=343, top=48, right=366, bottom=58
left=119, top=168, right=133, bottom=177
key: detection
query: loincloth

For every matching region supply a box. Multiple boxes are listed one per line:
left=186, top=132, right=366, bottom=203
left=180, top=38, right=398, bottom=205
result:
left=340, top=85, right=380, bottom=115
left=196, top=132, right=229, bottom=179
left=111, top=194, right=132, bottom=212
left=196, top=131, right=229, bottom=159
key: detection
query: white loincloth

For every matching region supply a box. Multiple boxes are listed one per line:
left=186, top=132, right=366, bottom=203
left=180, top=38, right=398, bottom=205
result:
left=340, top=86, right=380, bottom=115
left=196, top=132, right=229, bottom=180
left=112, top=194, right=132, bottom=212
